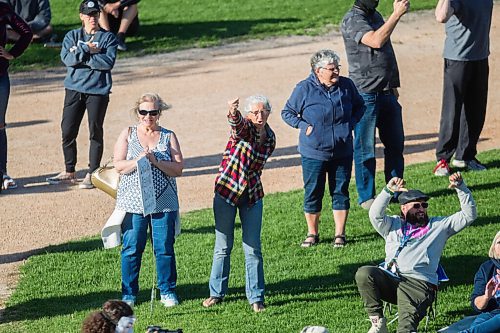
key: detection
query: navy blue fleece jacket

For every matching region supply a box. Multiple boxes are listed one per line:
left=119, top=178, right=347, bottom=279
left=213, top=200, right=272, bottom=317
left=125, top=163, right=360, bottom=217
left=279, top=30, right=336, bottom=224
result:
left=281, top=72, right=364, bottom=161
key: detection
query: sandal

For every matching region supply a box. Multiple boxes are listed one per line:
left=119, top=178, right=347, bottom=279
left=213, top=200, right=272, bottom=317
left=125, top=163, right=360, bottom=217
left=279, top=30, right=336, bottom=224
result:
left=333, top=235, right=346, bottom=248
left=202, top=296, right=223, bottom=308
left=252, top=301, right=265, bottom=313
left=301, top=233, right=319, bottom=248
left=2, top=174, right=17, bottom=189
left=46, top=172, right=77, bottom=185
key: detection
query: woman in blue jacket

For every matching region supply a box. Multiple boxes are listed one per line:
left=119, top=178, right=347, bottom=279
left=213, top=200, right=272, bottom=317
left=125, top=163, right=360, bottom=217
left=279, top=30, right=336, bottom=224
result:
left=282, top=49, right=364, bottom=248
left=460, top=231, right=500, bottom=333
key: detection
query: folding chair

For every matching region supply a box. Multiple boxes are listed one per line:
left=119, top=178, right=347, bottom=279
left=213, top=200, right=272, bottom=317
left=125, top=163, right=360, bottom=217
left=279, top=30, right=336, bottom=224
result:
left=383, top=264, right=449, bottom=332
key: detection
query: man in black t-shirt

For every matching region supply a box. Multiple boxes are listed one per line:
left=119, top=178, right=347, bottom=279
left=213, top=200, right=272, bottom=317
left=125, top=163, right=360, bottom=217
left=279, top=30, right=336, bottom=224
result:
left=341, top=0, right=409, bottom=211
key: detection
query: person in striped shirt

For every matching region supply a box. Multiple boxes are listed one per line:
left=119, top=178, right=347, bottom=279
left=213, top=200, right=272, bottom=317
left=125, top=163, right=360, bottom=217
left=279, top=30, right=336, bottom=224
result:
left=203, top=95, right=276, bottom=313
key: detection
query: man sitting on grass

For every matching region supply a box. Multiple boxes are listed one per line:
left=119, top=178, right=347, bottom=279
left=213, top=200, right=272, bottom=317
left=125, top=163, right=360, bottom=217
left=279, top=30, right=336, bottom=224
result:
left=97, top=0, right=140, bottom=51
left=356, top=172, right=477, bottom=333
left=6, top=0, right=54, bottom=43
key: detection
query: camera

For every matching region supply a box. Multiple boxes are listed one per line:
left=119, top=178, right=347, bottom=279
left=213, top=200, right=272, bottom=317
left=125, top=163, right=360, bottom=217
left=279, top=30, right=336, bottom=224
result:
left=146, top=326, right=183, bottom=333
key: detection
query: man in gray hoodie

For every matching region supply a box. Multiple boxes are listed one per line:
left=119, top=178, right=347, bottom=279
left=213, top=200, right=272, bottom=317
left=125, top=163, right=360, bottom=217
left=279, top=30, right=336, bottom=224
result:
left=355, top=172, right=476, bottom=333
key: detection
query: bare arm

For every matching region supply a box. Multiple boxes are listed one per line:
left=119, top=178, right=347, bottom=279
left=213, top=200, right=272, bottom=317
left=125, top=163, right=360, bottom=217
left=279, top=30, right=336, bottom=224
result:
left=147, top=132, right=184, bottom=177
left=113, top=127, right=144, bottom=174
left=361, top=0, right=409, bottom=49
left=474, top=278, right=499, bottom=310
left=435, top=0, right=455, bottom=23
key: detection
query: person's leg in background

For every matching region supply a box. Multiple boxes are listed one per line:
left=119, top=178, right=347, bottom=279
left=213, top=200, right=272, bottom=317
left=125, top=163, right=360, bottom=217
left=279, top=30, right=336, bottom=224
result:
left=377, top=92, right=404, bottom=186
left=208, top=194, right=237, bottom=299
left=354, top=92, right=378, bottom=209
left=86, top=94, right=109, bottom=173
left=435, top=59, right=467, bottom=175
left=0, top=73, right=10, bottom=189
left=301, top=155, right=326, bottom=247
left=457, top=59, right=489, bottom=170
left=239, top=194, right=265, bottom=310
left=328, top=157, right=351, bottom=247
left=121, top=213, right=149, bottom=304
left=462, top=310, right=500, bottom=333
left=151, top=211, right=178, bottom=307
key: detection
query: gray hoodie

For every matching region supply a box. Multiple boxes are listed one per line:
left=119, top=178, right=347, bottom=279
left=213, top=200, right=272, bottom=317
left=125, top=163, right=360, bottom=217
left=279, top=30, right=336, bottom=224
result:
left=369, top=182, right=477, bottom=285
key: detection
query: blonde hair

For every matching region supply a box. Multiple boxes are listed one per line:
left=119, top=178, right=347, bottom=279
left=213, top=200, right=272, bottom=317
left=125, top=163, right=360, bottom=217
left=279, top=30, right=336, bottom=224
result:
left=489, top=231, right=500, bottom=259
left=131, top=92, right=171, bottom=121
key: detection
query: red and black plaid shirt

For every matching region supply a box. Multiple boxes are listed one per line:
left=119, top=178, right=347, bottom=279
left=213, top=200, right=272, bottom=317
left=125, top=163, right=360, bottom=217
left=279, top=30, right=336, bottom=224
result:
left=214, top=110, right=276, bottom=206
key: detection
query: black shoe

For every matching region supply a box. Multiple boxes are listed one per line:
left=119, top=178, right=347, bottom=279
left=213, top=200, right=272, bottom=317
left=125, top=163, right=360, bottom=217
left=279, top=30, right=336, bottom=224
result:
left=116, top=33, right=127, bottom=51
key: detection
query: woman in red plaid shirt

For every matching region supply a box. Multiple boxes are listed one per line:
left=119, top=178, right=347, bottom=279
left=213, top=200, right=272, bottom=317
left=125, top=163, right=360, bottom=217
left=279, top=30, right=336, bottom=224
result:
left=203, top=95, right=276, bottom=313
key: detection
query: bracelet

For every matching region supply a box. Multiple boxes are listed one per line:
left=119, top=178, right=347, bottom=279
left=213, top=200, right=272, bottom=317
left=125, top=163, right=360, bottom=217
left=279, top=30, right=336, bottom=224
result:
left=383, top=186, right=394, bottom=195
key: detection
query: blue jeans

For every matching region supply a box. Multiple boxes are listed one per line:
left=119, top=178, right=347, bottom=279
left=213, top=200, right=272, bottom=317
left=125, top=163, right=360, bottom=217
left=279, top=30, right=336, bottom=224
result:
left=0, top=73, right=10, bottom=173
left=209, top=193, right=264, bottom=304
left=461, top=310, right=500, bottom=333
left=354, top=91, right=404, bottom=204
left=121, top=212, right=177, bottom=299
left=301, top=155, right=351, bottom=213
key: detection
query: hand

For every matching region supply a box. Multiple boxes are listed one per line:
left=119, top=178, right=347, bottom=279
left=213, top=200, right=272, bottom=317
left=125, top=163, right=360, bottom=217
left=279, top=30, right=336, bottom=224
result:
left=144, top=148, right=158, bottom=165
left=104, top=2, right=120, bottom=17
left=86, top=36, right=102, bottom=54
left=484, top=278, right=499, bottom=299
left=448, top=171, right=463, bottom=189
left=0, top=46, right=14, bottom=60
left=393, top=0, right=410, bottom=18
left=228, top=98, right=239, bottom=115
left=387, top=177, right=408, bottom=192
left=305, top=125, right=313, bottom=136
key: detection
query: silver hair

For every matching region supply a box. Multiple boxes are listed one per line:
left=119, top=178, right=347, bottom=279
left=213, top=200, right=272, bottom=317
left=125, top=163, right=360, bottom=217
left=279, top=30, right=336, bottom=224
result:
left=243, top=94, right=272, bottom=114
left=310, top=49, right=340, bottom=70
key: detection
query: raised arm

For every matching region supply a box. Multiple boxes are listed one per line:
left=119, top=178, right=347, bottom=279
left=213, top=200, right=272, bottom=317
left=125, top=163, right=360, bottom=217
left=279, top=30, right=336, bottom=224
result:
left=361, top=0, right=410, bottom=49
left=369, top=177, right=407, bottom=237
left=435, top=0, right=455, bottom=23
left=443, top=172, right=477, bottom=233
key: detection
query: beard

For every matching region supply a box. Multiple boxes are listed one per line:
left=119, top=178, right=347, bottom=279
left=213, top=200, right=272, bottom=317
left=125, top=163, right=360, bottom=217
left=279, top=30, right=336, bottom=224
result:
left=404, top=210, right=429, bottom=227
left=354, top=0, right=380, bottom=15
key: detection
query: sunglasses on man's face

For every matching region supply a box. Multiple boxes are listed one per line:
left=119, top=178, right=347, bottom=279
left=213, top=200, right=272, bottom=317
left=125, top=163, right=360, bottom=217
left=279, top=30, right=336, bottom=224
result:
left=412, top=202, right=429, bottom=209
left=138, top=109, right=159, bottom=116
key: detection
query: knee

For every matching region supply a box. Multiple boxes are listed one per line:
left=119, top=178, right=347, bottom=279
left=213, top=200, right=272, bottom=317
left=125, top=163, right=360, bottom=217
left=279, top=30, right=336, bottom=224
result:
left=355, top=266, right=376, bottom=285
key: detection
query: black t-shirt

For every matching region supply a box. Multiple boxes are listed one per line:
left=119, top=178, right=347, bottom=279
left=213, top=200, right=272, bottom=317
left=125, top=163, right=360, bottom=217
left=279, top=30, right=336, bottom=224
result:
left=341, top=7, right=400, bottom=93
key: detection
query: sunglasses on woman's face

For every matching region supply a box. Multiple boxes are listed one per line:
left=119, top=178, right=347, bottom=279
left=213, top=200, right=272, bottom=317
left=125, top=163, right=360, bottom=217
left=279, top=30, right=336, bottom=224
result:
left=412, top=202, right=429, bottom=209
left=138, top=109, right=159, bottom=116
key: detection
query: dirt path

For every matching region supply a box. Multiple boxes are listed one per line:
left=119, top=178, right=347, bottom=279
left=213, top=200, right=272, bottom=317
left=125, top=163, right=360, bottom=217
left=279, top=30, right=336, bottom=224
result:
left=1, top=9, right=499, bottom=309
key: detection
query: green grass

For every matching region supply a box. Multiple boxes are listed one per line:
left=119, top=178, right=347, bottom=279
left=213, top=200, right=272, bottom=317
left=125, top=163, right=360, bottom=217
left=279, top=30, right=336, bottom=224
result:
left=10, top=0, right=438, bottom=71
left=0, top=150, right=499, bottom=332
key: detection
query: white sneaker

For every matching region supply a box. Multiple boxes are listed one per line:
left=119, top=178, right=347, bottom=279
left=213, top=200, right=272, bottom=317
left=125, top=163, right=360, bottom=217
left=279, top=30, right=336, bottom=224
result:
left=451, top=159, right=466, bottom=168
left=367, top=316, right=388, bottom=333
left=433, top=159, right=451, bottom=176
left=466, top=159, right=486, bottom=171
left=160, top=293, right=179, bottom=307
left=79, top=173, right=94, bottom=189
left=360, top=198, right=375, bottom=210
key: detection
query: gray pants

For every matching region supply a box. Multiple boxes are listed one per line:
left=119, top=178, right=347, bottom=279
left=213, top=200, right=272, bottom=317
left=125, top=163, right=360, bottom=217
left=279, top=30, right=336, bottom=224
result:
left=355, top=266, right=436, bottom=333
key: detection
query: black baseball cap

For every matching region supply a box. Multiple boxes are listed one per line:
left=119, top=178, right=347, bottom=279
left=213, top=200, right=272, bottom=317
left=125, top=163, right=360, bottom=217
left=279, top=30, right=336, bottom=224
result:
left=80, top=0, right=100, bottom=15
left=398, top=189, right=429, bottom=205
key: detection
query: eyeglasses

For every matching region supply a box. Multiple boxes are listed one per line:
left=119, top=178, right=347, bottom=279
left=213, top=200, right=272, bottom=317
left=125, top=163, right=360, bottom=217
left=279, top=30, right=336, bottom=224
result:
left=249, top=109, right=270, bottom=116
left=321, top=65, right=341, bottom=73
left=138, top=109, right=160, bottom=116
left=412, top=202, right=429, bottom=209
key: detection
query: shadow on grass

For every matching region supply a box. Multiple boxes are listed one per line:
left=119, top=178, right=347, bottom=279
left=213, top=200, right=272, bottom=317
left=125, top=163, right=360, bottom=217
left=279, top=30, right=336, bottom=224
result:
left=0, top=238, right=104, bottom=265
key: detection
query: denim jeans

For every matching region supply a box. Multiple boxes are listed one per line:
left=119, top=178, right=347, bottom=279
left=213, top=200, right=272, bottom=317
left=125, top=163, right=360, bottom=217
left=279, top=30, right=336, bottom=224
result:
left=354, top=91, right=404, bottom=204
left=461, top=310, right=500, bottom=333
left=0, top=73, right=10, bottom=173
left=208, top=193, right=264, bottom=304
left=121, top=211, right=177, bottom=299
left=301, top=155, right=351, bottom=213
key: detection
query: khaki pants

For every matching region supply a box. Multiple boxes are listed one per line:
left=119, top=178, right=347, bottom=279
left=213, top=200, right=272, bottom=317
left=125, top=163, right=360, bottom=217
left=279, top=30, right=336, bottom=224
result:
left=356, top=266, right=436, bottom=333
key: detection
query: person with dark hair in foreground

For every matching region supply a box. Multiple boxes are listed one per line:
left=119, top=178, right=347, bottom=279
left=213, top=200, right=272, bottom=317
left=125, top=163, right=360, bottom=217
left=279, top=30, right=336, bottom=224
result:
left=356, top=172, right=476, bottom=333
